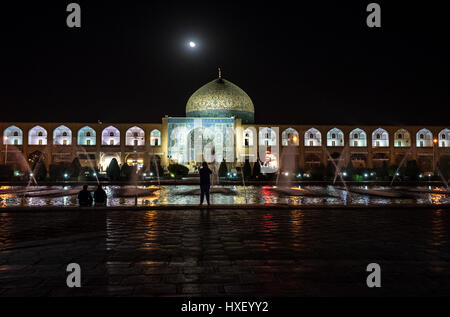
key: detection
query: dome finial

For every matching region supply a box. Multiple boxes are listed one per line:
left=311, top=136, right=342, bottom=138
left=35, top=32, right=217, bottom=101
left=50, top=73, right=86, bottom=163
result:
left=218, top=67, right=222, bottom=79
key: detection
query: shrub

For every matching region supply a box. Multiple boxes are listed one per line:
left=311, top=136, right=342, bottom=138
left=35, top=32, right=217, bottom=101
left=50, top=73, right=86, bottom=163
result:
left=106, top=158, right=121, bottom=181
left=243, top=159, right=252, bottom=179
left=218, top=160, right=228, bottom=178
left=168, top=164, right=189, bottom=177
left=252, top=160, right=261, bottom=179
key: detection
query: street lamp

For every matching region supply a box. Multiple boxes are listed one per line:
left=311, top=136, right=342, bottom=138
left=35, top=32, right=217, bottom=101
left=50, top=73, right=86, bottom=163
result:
left=3, top=136, right=8, bottom=165
left=433, top=138, right=438, bottom=177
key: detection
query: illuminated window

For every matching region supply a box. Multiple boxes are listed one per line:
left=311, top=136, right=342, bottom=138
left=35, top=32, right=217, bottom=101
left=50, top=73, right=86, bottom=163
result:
left=150, top=129, right=161, bottom=146
left=102, top=126, right=120, bottom=145
left=78, top=126, right=96, bottom=146
left=14, top=139, right=18, bottom=145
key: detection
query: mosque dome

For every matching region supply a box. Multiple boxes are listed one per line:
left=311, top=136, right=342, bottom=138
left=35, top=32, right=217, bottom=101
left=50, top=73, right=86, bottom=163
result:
left=186, top=70, right=255, bottom=123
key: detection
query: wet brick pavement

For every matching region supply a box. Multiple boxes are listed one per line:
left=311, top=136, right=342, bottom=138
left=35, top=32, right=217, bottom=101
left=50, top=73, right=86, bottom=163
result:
left=0, top=208, right=449, bottom=296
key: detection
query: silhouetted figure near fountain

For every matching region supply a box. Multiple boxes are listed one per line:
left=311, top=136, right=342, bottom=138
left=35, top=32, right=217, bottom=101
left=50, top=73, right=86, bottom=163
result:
left=78, top=185, right=93, bottom=207
left=199, top=162, right=212, bottom=205
left=94, top=184, right=107, bottom=206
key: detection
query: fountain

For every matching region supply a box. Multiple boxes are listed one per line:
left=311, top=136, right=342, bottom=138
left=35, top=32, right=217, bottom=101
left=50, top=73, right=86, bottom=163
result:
left=390, top=147, right=413, bottom=186
left=75, top=146, right=100, bottom=185
left=270, top=142, right=321, bottom=197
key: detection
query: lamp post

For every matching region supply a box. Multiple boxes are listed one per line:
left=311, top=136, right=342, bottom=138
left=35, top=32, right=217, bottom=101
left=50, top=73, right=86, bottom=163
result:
left=4, top=136, right=8, bottom=165
left=433, top=138, right=438, bottom=175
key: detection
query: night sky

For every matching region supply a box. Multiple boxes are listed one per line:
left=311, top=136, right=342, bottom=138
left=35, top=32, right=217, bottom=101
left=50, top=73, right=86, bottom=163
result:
left=0, top=1, right=448, bottom=125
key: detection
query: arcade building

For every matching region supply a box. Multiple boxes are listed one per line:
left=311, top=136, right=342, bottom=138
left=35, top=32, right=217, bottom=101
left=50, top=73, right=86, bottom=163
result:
left=1, top=72, right=450, bottom=177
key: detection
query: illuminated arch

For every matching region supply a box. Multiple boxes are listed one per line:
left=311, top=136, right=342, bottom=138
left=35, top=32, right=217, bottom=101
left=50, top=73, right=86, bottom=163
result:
left=28, top=125, right=48, bottom=145
left=150, top=129, right=161, bottom=146
left=349, top=128, right=367, bottom=147
left=125, top=126, right=145, bottom=146
left=304, top=128, right=321, bottom=146
left=3, top=125, right=23, bottom=145
left=372, top=128, right=389, bottom=147
left=282, top=128, right=299, bottom=146
left=102, top=126, right=120, bottom=145
left=77, top=126, right=96, bottom=146
left=53, top=125, right=72, bottom=145
left=416, top=128, right=433, bottom=147
left=327, top=128, right=344, bottom=147
left=394, top=129, right=411, bottom=147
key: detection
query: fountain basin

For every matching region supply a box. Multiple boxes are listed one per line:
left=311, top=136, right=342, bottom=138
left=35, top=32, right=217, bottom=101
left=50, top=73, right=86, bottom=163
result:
left=270, top=186, right=330, bottom=197
left=113, top=186, right=159, bottom=197
left=177, top=187, right=237, bottom=195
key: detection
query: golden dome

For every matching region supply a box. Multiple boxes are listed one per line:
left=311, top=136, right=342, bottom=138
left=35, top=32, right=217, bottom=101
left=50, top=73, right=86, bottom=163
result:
left=186, top=74, right=255, bottom=123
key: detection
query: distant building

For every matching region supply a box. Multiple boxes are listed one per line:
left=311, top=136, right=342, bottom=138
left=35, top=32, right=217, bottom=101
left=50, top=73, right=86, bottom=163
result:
left=1, top=71, right=449, bottom=175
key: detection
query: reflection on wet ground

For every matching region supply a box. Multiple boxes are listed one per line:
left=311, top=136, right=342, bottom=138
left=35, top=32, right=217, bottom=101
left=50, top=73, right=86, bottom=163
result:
left=1, top=184, right=449, bottom=207
left=0, top=208, right=449, bottom=296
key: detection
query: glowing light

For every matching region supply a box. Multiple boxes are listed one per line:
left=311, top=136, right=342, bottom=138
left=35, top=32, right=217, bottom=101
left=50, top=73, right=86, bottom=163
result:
left=189, top=41, right=196, bottom=48
left=364, top=173, right=368, bottom=178
left=64, top=173, right=68, bottom=178
left=29, top=173, right=33, bottom=177
left=93, top=173, right=97, bottom=177
left=433, top=138, right=438, bottom=144
left=342, top=172, right=347, bottom=177
left=284, top=172, right=289, bottom=176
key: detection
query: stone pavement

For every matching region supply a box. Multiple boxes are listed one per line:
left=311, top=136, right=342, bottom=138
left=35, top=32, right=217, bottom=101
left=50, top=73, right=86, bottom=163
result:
left=0, top=208, right=449, bottom=296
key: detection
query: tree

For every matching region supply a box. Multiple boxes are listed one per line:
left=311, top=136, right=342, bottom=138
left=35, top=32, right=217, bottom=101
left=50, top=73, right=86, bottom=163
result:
left=252, top=160, right=261, bottom=179
left=106, top=158, right=121, bottom=181
left=405, top=160, right=420, bottom=180
left=388, top=164, right=399, bottom=179
left=376, top=161, right=389, bottom=180
left=344, top=161, right=355, bottom=179
left=68, top=157, right=82, bottom=178
left=218, top=160, right=228, bottom=178
left=168, top=164, right=189, bottom=178
left=0, top=165, right=14, bottom=181
left=120, top=163, right=133, bottom=180
left=49, top=164, right=63, bottom=181
left=243, top=159, right=252, bottom=179
left=311, top=163, right=325, bottom=180
left=34, top=162, right=47, bottom=181
left=150, top=155, right=164, bottom=177
left=325, top=162, right=335, bottom=180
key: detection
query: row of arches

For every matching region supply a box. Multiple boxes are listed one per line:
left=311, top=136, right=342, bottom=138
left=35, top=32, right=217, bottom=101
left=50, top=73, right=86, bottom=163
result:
left=243, top=127, right=450, bottom=148
left=3, top=125, right=162, bottom=147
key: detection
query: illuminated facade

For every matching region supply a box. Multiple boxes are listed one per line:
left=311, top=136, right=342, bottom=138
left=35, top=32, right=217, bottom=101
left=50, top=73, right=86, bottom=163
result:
left=1, top=73, right=449, bottom=174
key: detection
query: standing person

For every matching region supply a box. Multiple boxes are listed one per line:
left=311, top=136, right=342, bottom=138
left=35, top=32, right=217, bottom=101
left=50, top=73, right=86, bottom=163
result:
left=78, top=184, right=93, bottom=207
left=94, top=184, right=107, bottom=206
left=199, top=161, right=212, bottom=205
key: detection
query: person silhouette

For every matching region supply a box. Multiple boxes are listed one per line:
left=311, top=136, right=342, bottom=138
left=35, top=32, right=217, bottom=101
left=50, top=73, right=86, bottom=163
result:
left=199, top=161, right=212, bottom=205
left=78, top=184, right=93, bottom=207
left=94, top=184, right=107, bottom=206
